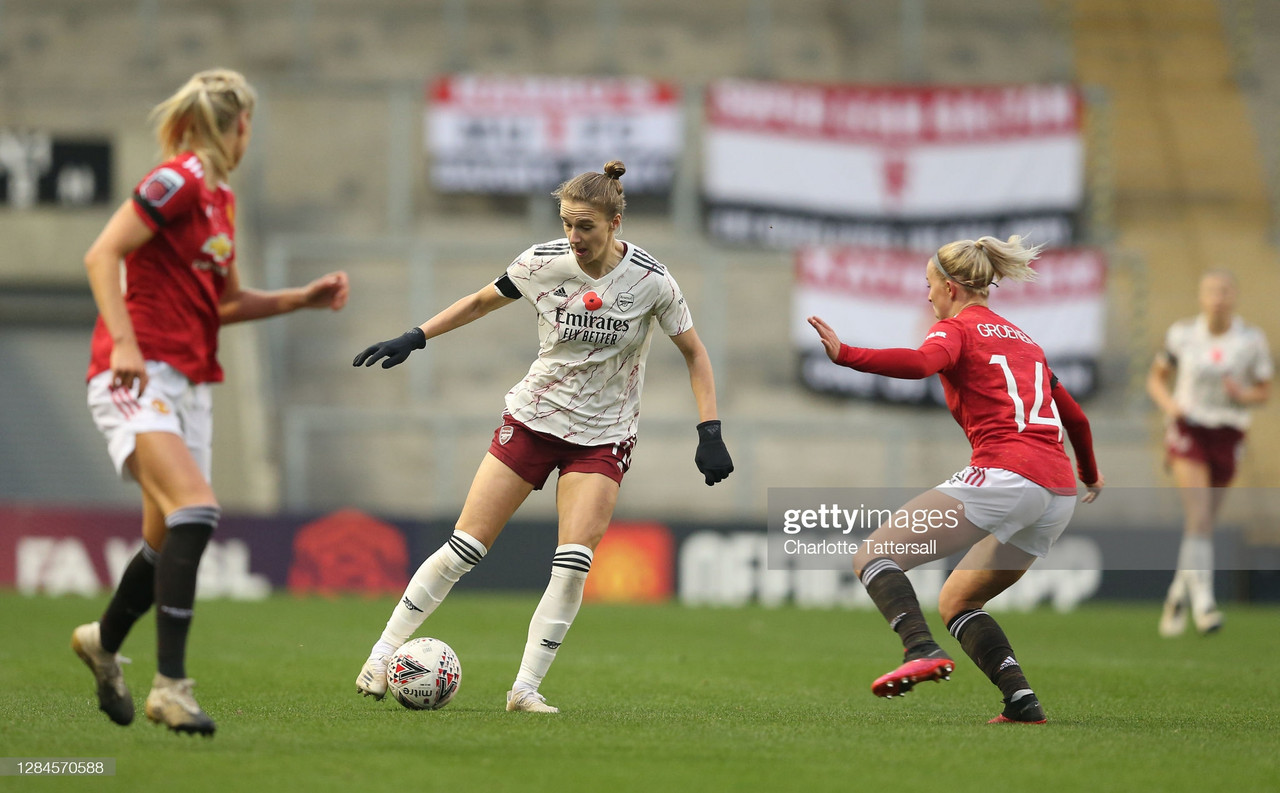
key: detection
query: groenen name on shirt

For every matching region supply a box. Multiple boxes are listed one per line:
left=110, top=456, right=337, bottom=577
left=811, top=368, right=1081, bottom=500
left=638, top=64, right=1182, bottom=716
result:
left=975, top=323, right=1033, bottom=344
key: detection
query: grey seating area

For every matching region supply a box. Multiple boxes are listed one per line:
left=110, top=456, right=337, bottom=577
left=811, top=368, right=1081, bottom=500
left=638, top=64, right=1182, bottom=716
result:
left=2, top=1, right=1272, bottom=519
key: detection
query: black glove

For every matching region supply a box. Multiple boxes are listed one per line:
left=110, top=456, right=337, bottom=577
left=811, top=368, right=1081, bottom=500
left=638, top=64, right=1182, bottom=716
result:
left=694, top=420, right=734, bottom=486
left=353, top=327, right=426, bottom=369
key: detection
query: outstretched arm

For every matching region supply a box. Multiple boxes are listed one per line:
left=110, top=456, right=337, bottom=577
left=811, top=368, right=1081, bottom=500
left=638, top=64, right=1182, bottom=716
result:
left=220, top=266, right=349, bottom=324
left=807, top=315, right=952, bottom=379
left=1052, top=379, right=1103, bottom=502
left=354, top=282, right=517, bottom=369
left=417, top=282, right=516, bottom=342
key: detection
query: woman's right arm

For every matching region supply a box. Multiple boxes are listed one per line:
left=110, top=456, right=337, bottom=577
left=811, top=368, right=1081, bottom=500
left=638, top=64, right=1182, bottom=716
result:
left=84, top=200, right=155, bottom=394
left=418, top=282, right=517, bottom=341
left=354, top=282, right=518, bottom=369
left=807, top=315, right=954, bottom=379
left=1145, top=354, right=1180, bottom=421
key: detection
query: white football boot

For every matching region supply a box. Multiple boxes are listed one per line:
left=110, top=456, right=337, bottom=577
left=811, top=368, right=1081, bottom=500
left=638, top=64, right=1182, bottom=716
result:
left=356, top=653, right=389, bottom=700
left=506, top=687, right=559, bottom=713
left=144, top=673, right=215, bottom=736
left=71, top=621, right=134, bottom=726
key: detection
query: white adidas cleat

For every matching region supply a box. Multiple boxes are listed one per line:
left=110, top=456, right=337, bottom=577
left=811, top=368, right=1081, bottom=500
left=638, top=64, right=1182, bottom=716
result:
left=1158, top=597, right=1188, bottom=638
left=506, top=688, right=559, bottom=713
left=1193, top=608, right=1224, bottom=635
left=356, top=654, right=389, bottom=700
left=71, top=621, right=134, bottom=726
left=144, top=673, right=215, bottom=736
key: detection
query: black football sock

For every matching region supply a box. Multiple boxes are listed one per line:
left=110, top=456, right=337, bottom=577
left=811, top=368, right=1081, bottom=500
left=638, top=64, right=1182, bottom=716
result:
left=155, top=506, right=218, bottom=680
left=947, top=608, right=1031, bottom=699
left=860, top=557, right=938, bottom=656
left=98, top=542, right=160, bottom=653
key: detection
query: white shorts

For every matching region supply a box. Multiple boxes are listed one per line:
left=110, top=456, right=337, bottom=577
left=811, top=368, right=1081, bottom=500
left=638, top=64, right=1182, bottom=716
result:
left=935, top=466, right=1076, bottom=557
left=87, top=361, right=213, bottom=482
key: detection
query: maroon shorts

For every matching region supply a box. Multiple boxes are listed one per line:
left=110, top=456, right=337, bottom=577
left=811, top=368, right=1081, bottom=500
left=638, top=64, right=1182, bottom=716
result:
left=487, top=413, right=634, bottom=490
left=1164, top=418, right=1245, bottom=487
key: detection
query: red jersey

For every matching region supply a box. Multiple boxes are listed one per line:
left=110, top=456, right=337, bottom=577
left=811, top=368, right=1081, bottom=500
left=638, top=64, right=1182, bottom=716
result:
left=87, top=152, right=234, bottom=384
left=837, top=304, right=1079, bottom=492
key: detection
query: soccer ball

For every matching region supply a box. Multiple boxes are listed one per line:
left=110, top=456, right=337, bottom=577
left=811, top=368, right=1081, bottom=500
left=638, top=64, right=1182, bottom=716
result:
left=386, top=637, right=461, bottom=710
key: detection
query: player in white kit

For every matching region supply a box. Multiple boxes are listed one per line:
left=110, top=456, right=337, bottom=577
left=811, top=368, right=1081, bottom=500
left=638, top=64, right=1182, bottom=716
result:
left=1147, top=270, right=1271, bottom=636
left=351, top=161, right=733, bottom=712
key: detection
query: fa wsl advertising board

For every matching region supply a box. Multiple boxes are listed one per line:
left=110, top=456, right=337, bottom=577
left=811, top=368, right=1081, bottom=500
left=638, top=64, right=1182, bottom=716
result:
left=9, top=503, right=1272, bottom=608
left=792, top=246, right=1106, bottom=401
left=703, top=81, right=1083, bottom=248
left=427, top=75, right=682, bottom=194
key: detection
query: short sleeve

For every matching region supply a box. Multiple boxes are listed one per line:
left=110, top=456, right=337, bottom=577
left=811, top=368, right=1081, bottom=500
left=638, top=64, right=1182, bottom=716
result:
left=653, top=269, right=692, bottom=337
left=1157, top=323, right=1182, bottom=367
left=497, top=248, right=537, bottom=301
left=131, top=162, right=199, bottom=231
left=494, top=272, right=522, bottom=299
left=919, top=317, right=964, bottom=370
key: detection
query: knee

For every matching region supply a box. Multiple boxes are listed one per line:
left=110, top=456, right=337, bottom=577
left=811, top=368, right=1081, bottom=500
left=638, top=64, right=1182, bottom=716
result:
left=937, top=591, right=982, bottom=625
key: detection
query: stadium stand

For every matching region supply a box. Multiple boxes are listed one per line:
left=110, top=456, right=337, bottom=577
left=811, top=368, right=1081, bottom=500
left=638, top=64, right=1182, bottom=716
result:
left=0, top=1, right=1275, bottom=520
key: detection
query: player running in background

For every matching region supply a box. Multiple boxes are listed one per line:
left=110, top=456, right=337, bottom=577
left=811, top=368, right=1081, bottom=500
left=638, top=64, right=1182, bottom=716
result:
left=73, top=69, right=349, bottom=735
left=1147, top=270, right=1271, bottom=636
left=352, top=161, right=733, bottom=713
left=809, top=235, right=1102, bottom=724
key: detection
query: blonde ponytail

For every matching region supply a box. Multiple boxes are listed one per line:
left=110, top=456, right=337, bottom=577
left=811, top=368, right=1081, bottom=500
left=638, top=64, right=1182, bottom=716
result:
left=150, top=69, right=256, bottom=181
left=933, top=235, right=1043, bottom=298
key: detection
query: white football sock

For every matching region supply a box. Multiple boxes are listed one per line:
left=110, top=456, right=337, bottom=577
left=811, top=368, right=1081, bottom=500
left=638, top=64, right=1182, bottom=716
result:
left=373, top=530, right=487, bottom=655
left=1164, top=570, right=1188, bottom=606
left=513, top=544, right=593, bottom=692
left=1176, top=536, right=1216, bottom=614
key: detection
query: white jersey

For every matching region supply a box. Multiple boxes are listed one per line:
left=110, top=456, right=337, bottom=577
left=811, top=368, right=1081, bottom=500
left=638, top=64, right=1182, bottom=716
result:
left=1158, top=315, right=1273, bottom=430
left=497, top=238, right=692, bottom=445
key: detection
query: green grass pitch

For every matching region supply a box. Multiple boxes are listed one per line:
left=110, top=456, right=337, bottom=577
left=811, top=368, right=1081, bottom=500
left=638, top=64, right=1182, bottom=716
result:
left=2, top=592, right=1277, bottom=792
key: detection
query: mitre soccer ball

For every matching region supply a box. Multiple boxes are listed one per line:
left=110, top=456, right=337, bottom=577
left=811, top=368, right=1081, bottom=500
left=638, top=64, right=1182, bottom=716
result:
left=386, top=637, right=461, bottom=710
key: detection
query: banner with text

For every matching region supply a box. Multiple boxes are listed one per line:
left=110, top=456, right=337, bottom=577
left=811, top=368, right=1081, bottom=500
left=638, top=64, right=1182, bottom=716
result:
left=792, top=245, right=1107, bottom=401
left=703, top=80, right=1083, bottom=248
left=5, top=503, right=1277, bottom=609
left=427, top=75, right=682, bottom=194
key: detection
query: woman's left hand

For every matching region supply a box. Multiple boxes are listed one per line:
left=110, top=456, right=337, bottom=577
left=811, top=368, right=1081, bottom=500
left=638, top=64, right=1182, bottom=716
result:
left=1081, top=473, right=1104, bottom=504
left=300, top=271, right=350, bottom=311
left=807, top=316, right=842, bottom=362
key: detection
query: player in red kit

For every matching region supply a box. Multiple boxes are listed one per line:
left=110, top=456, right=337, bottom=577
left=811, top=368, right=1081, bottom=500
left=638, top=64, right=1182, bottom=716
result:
left=72, top=69, right=349, bottom=736
left=809, top=235, right=1103, bottom=724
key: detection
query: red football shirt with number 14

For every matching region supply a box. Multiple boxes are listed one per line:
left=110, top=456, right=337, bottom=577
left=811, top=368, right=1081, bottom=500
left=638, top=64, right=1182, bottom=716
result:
left=920, top=305, right=1076, bottom=493
left=87, top=152, right=234, bottom=385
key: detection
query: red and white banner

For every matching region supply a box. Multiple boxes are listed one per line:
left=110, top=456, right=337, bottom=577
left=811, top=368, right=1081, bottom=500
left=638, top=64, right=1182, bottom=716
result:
left=792, top=246, right=1107, bottom=402
left=704, top=81, right=1084, bottom=248
left=427, top=75, right=682, bottom=194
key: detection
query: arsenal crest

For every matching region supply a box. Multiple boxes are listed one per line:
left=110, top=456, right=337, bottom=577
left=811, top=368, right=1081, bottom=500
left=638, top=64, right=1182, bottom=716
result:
left=498, top=425, right=514, bottom=445
left=616, top=292, right=635, bottom=310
